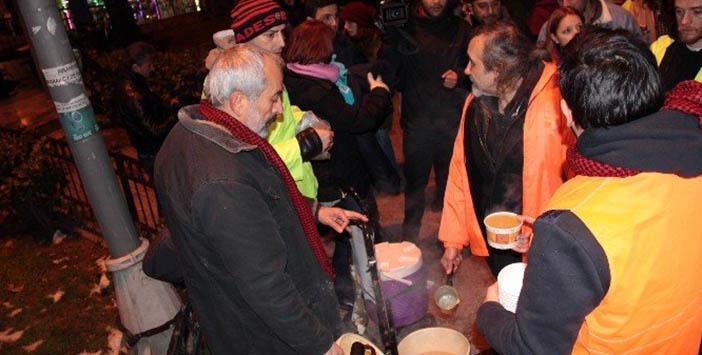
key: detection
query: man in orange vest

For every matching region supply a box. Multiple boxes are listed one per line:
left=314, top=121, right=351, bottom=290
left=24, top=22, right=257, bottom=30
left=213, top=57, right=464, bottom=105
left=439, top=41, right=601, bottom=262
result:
left=477, top=28, right=702, bottom=354
left=438, top=22, right=573, bottom=277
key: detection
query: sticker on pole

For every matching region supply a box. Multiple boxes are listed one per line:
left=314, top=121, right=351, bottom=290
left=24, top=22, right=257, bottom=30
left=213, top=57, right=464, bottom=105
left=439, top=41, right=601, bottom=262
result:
left=42, top=62, right=82, bottom=87
left=58, top=105, right=100, bottom=141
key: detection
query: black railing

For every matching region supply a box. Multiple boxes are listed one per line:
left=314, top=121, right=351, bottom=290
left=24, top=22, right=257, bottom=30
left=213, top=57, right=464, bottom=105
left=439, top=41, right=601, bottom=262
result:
left=113, top=151, right=162, bottom=237
left=44, top=138, right=102, bottom=236
left=45, top=137, right=163, bottom=239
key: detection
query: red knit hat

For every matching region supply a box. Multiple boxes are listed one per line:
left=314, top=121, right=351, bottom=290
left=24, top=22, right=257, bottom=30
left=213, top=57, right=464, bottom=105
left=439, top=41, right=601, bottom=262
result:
left=230, top=0, right=287, bottom=43
left=340, top=2, right=376, bottom=29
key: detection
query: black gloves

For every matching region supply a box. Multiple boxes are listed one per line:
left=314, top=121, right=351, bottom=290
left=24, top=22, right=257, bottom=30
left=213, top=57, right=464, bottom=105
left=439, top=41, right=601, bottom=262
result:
left=296, top=127, right=323, bottom=162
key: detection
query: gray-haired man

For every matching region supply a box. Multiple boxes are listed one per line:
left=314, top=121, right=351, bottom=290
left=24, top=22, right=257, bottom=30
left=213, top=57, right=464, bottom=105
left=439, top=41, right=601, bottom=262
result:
left=155, top=44, right=360, bottom=355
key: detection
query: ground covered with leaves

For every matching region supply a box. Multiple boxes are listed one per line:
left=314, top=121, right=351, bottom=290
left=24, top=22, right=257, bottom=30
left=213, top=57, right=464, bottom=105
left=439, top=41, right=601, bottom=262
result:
left=0, top=234, right=124, bottom=354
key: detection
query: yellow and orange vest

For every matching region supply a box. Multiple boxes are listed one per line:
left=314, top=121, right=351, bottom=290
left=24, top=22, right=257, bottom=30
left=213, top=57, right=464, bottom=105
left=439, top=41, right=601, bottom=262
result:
left=547, top=173, right=702, bottom=354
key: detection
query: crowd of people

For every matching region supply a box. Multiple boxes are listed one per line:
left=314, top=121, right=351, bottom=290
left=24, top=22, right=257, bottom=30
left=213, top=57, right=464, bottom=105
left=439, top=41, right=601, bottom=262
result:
left=118, top=0, right=702, bottom=354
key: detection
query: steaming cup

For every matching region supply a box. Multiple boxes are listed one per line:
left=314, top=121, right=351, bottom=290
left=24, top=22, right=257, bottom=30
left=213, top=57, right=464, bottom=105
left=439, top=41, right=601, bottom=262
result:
left=484, top=211, right=523, bottom=250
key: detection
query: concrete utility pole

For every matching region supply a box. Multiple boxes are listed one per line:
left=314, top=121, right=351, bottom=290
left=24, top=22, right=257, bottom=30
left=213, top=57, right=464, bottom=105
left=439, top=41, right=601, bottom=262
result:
left=16, top=1, right=181, bottom=353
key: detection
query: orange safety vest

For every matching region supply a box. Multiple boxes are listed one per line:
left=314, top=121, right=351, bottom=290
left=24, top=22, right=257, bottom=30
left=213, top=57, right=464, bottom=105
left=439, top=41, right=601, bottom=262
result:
left=438, top=62, right=574, bottom=256
left=546, top=173, right=702, bottom=354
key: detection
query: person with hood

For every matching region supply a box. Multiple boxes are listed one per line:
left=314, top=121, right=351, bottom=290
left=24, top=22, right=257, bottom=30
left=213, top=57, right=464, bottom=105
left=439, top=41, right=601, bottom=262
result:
left=477, top=28, right=702, bottom=354
left=380, top=0, right=473, bottom=240
left=341, top=1, right=382, bottom=61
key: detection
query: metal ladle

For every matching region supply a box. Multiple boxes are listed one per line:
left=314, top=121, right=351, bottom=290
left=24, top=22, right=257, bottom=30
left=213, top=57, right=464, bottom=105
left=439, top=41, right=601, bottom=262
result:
left=434, top=271, right=460, bottom=313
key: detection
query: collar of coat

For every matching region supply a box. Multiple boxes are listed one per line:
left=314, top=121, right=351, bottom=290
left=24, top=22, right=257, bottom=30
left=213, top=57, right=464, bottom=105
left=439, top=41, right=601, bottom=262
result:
left=177, top=104, right=257, bottom=154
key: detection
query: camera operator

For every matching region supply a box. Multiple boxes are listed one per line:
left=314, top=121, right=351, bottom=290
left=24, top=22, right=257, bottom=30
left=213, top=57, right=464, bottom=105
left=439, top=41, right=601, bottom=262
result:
left=379, top=0, right=473, bottom=240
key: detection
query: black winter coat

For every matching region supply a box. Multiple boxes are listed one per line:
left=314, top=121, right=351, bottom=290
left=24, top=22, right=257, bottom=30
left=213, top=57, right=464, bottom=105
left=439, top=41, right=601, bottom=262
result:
left=284, top=69, right=393, bottom=201
left=379, top=9, right=472, bottom=133
left=112, top=70, right=177, bottom=157
left=154, top=105, right=339, bottom=355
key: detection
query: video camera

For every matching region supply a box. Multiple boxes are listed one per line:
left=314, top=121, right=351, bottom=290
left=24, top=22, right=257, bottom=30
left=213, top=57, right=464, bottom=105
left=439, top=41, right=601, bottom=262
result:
left=376, top=0, right=409, bottom=32
left=375, top=0, right=419, bottom=55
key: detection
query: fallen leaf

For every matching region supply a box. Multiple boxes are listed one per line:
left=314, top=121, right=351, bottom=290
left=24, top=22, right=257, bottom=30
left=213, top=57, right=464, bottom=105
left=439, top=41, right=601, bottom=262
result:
left=22, top=339, right=43, bottom=352
left=39, top=309, right=46, bottom=314
left=8, top=308, right=22, bottom=318
left=60, top=265, right=68, bottom=270
left=105, top=326, right=124, bottom=355
left=89, top=284, right=101, bottom=297
left=98, top=274, right=110, bottom=292
left=0, top=328, right=24, bottom=343
left=7, top=283, right=24, bottom=293
left=46, top=290, right=65, bottom=303
left=2, top=240, right=13, bottom=248
left=52, top=230, right=67, bottom=245
left=78, top=351, right=102, bottom=355
left=95, top=256, right=108, bottom=274
left=2, top=302, right=13, bottom=309
left=52, top=257, right=70, bottom=265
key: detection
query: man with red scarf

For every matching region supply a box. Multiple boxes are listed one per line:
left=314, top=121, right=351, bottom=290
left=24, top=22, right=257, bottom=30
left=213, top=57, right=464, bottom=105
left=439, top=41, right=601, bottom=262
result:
left=477, top=28, right=702, bottom=355
left=154, top=44, right=365, bottom=355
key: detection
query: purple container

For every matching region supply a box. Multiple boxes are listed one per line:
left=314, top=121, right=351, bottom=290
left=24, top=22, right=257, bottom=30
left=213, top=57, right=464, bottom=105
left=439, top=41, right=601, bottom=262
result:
left=365, top=242, right=428, bottom=327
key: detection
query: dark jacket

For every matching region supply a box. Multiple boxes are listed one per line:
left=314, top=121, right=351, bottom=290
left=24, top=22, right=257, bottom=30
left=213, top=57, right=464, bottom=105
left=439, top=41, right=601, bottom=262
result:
left=477, top=109, right=702, bottom=354
left=154, top=105, right=339, bottom=355
left=379, top=7, right=472, bottom=132
left=284, top=69, right=392, bottom=201
left=333, top=33, right=367, bottom=67
left=112, top=70, right=177, bottom=157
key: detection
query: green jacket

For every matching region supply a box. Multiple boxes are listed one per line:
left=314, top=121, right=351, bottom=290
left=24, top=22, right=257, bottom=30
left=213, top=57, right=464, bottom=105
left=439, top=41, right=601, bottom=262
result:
left=268, top=89, right=319, bottom=198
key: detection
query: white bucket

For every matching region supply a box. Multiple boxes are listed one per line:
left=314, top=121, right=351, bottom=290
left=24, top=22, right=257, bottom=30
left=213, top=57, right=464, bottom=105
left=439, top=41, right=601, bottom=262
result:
left=398, top=327, right=471, bottom=355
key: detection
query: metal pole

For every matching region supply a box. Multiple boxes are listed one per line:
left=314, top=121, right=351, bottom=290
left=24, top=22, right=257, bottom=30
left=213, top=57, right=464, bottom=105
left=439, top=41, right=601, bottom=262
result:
left=16, top=1, right=181, bottom=353
left=16, top=0, right=138, bottom=258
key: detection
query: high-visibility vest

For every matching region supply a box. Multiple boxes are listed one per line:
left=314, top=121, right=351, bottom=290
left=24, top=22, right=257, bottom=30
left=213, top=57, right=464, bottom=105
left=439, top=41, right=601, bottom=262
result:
left=650, top=35, right=702, bottom=83
left=547, top=173, right=702, bottom=354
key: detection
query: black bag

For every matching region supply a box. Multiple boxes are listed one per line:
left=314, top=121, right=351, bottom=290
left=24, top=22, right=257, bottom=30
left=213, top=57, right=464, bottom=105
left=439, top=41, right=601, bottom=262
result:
left=167, top=302, right=204, bottom=355
left=143, top=228, right=185, bottom=286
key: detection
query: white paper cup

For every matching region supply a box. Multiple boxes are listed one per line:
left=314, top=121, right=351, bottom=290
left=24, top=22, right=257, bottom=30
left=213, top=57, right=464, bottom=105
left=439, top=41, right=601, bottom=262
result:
left=484, top=212, right=523, bottom=250
left=497, top=262, right=526, bottom=313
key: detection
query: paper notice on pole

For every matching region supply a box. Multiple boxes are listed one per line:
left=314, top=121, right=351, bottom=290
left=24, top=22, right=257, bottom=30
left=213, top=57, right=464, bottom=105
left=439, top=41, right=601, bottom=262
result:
left=42, top=62, right=82, bottom=87
left=53, top=93, right=90, bottom=113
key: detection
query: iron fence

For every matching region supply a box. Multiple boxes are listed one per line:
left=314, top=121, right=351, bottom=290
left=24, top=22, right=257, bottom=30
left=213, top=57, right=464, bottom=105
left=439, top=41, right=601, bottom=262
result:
left=45, top=137, right=163, bottom=239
